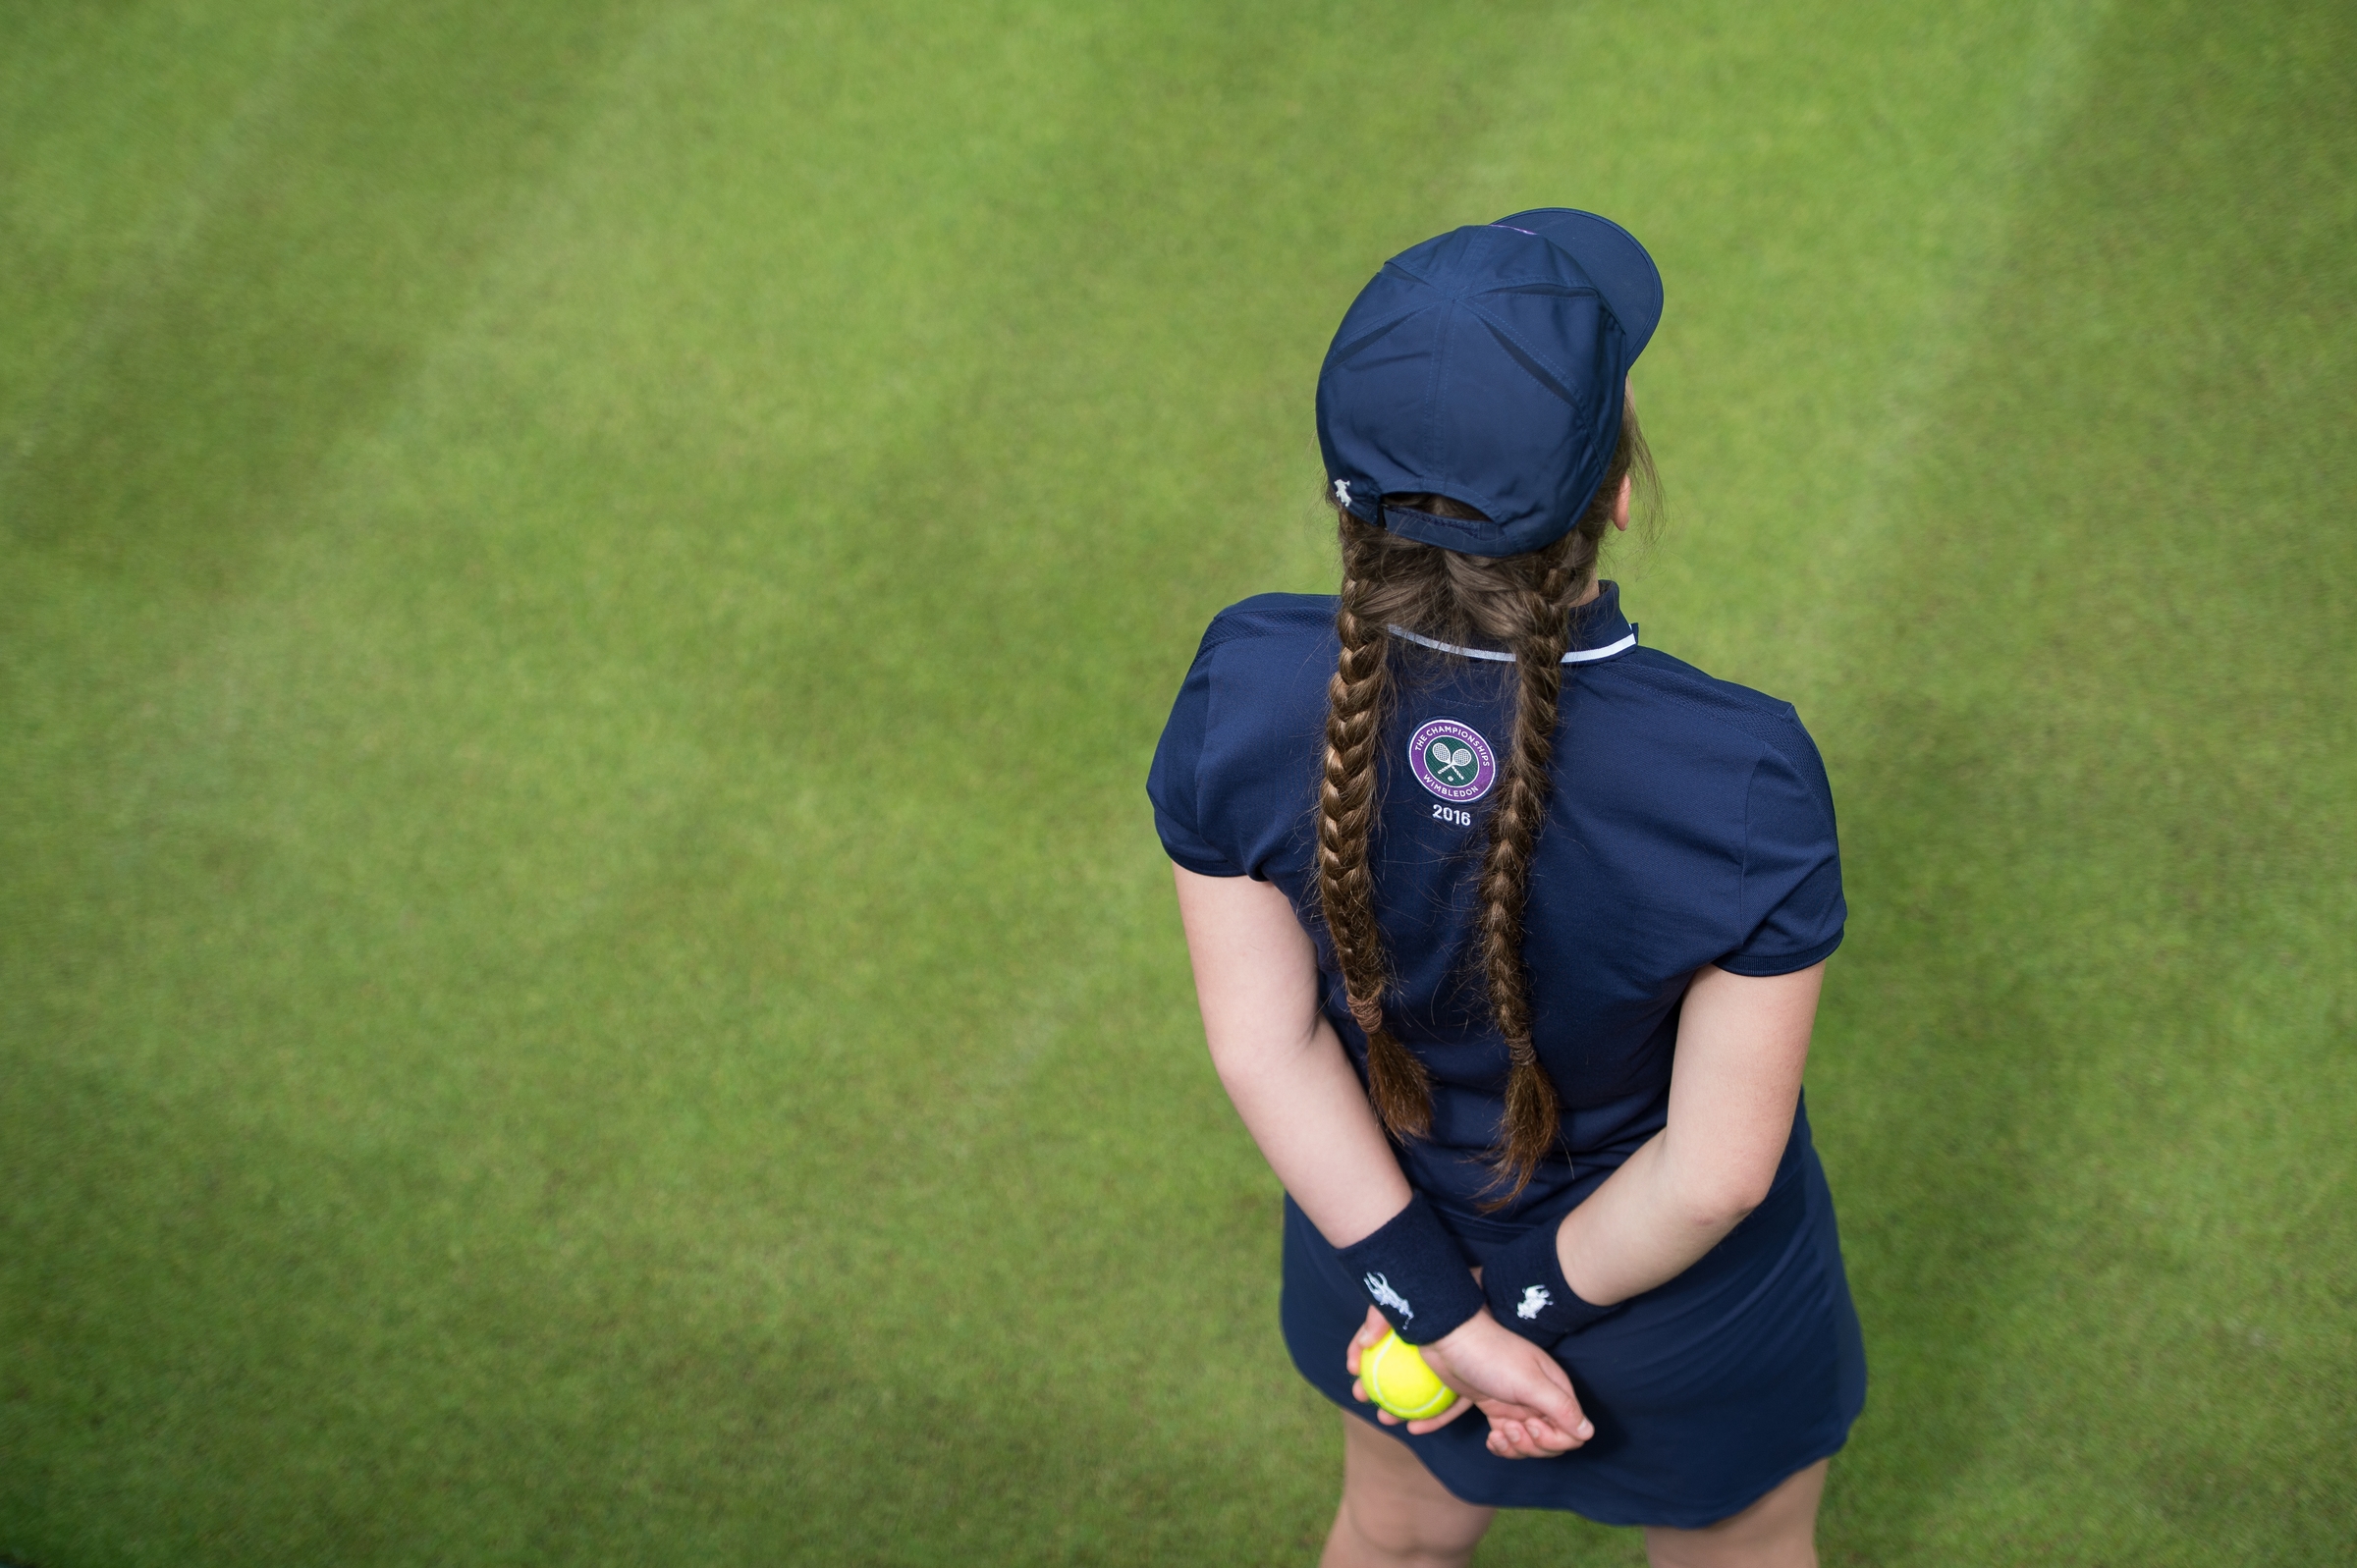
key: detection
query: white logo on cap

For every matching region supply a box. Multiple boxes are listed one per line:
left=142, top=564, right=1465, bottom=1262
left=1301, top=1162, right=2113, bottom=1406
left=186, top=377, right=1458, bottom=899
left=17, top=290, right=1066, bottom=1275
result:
left=1363, top=1272, right=1413, bottom=1321
left=1334, top=479, right=1352, bottom=508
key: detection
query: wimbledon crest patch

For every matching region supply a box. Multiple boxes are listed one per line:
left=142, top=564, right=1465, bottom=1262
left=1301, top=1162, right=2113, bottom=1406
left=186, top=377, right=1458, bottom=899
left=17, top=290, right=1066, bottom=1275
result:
left=1407, top=718, right=1497, bottom=803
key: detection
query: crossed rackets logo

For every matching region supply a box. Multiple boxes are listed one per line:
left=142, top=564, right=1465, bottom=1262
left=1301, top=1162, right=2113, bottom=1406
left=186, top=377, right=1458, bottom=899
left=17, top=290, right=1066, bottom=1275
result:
left=1426, top=738, right=1478, bottom=786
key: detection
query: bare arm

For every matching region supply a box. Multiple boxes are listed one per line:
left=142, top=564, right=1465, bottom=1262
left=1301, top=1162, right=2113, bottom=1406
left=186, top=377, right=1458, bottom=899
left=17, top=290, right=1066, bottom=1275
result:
left=1172, top=865, right=1593, bottom=1455
left=1553, top=960, right=1825, bottom=1307
left=1172, top=865, right=1409, bottom=1247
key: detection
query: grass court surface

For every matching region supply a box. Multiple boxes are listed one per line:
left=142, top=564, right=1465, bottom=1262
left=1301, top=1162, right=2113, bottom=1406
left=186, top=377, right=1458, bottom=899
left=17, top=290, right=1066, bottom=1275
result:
left=3, top=1, right=2351, bottom=1562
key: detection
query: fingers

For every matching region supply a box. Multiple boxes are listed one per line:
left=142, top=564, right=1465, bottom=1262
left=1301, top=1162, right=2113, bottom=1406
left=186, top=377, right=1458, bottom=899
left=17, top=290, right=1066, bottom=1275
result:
left=1421, top=1317, right=1597, bottom=1450
left=1484, top=1408, right=1585, bottom=1458
left=1475, top=1341, right=1590, bottom=1444
left=1349, top=1307, right=1397, bottom=1418
left=1402, top=1392, right=1473, bottom=1435
left=1478, top=1388, right=1589, bottom=1458
left=1517, top=1354, right=1593, bottom=1444
left=1344, top=1306, right=1388, bottom=1379
left=1452, top=1328, right=1594, bottom=1459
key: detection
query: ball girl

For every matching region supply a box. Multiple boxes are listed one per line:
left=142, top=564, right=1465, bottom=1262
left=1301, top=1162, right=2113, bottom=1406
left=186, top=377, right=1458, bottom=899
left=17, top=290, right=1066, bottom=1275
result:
left=1149, top=212, right=1865, bottom=1567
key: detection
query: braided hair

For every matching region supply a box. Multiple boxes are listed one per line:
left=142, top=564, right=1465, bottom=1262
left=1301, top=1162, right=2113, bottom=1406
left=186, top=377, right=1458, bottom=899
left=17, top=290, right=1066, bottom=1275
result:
left=1315, top=401, right=1649, bottom=1203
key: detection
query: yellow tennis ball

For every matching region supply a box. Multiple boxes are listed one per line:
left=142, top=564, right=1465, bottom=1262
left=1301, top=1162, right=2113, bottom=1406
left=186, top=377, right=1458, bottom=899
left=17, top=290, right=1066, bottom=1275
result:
left=1360, top=1329, right=1457, bottom=1421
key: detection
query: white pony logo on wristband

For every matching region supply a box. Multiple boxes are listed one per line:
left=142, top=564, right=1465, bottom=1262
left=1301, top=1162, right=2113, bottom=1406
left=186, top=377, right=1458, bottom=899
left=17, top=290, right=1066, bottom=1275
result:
left=1516, top=1285, right=1554, bottom=1321
left=1363, top=1272, right=1413, bottom=1321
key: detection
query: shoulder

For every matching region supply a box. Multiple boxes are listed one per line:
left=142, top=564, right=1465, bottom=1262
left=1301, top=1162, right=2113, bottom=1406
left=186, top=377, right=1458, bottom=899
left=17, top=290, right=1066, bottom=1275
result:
left=1192, top=592, right=1337, bottom=661
left=1596, top=654, right=1847, bottom=968
left=1148, top=593, right=1336, bottom=881
left=1606, top=647, right=1828, bottom=781
left=1173, top=593, right=1341, bottom=716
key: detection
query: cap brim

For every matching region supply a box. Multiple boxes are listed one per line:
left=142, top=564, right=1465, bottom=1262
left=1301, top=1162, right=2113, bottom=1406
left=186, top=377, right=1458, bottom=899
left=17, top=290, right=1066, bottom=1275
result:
left=1491, top=208, right=1663, bottom=358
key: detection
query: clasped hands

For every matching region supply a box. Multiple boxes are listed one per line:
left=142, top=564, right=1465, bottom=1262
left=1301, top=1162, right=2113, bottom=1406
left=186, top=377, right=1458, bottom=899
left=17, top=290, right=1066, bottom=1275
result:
left=1346, top=1295, right=1594, bottom=1460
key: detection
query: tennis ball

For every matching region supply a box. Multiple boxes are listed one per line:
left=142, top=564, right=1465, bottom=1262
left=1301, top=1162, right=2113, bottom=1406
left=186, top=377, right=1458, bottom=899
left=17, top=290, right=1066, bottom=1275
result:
left=1360, top=1329, right=1457, bottom=1421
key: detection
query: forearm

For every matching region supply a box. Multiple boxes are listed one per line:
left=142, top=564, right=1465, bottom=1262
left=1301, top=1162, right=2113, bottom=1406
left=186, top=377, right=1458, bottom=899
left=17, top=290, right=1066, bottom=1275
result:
left=1551, top=961, right=1823, bottom=1307
left=1211, top=1015, right=1411, bottom=1249
left=1173, top=866, right=1413, bottom=1250
left=1551, top=1129, right=1754, bottom=1306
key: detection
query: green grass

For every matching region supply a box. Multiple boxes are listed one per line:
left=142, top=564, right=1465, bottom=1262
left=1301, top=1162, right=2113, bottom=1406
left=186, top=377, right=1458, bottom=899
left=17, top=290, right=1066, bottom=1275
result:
left=2, top=0, right=2350, bottom=1562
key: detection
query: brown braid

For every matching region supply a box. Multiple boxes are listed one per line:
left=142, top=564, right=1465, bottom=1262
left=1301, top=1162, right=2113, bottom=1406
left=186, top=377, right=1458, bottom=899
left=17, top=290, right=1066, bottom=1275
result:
left=1473, top=544, right=1582, bottom=1202
left=1316, top=400, right=1649, bottom=1193
left=1317, top=523, right=1432, bottom=1138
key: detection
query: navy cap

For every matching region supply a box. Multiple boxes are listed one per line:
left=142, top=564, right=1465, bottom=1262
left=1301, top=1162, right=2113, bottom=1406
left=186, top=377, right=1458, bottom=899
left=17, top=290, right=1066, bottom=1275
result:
left=1316, top=210, right=1662, bottom=558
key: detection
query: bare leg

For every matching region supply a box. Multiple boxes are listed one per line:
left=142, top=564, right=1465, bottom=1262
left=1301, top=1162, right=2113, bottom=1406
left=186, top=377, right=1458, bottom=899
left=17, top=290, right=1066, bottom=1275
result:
left=1318, top=1412, right=1497, bottom=1568
left=1641, top=1459, right=1829, bottom=1568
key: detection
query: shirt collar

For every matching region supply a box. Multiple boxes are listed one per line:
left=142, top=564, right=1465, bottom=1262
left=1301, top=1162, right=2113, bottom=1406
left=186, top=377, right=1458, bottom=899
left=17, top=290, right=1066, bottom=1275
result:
left=1388, top=581, right=1638, bottom=666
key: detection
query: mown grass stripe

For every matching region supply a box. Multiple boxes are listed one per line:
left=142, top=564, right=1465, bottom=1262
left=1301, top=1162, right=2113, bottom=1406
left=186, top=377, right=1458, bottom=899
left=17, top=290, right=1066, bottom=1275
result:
left=1, top=0, right=2346, bottom=1562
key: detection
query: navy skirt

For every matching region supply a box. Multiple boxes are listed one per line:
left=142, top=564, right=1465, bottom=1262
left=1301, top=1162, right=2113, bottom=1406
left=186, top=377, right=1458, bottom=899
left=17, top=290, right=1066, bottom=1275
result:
left=1282, top=1109, right=1867, bottom=1528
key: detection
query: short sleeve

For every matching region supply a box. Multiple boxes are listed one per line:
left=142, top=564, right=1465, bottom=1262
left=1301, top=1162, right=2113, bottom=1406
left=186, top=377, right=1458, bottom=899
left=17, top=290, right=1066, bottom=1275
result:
left=1719, top=721, right=1845, bottom=975
left=1147, top=645, right=1248, bottom=878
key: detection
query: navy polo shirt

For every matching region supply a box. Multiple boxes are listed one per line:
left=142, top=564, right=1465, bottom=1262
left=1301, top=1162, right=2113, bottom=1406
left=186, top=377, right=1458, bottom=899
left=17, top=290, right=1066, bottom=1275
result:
left=1148, top=583, right=1844, bottom=1232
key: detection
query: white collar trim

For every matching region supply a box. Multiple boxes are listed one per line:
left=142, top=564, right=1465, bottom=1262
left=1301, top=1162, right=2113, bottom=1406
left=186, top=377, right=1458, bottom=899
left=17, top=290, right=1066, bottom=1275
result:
left=1388, top=625, right=1638, bottom=665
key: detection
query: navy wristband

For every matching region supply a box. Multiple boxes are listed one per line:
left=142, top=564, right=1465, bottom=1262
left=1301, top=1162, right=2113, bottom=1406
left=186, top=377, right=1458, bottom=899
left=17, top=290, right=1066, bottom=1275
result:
left=1483, top=1217, right=1622, bottom=1346
left=1333, top=1192, right=1485, bottom=1345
